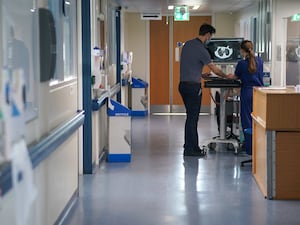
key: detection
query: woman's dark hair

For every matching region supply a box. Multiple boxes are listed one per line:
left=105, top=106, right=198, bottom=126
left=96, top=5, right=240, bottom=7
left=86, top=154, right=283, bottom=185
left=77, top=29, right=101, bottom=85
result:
left=241, top=40, right=256, bottom=73
left=199, top=24, right=216, bottom=36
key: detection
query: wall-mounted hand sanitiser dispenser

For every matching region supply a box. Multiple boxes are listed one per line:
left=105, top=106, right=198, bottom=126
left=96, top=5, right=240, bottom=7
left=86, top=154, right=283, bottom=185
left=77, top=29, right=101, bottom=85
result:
left=39, top=8, right=56, bottom=82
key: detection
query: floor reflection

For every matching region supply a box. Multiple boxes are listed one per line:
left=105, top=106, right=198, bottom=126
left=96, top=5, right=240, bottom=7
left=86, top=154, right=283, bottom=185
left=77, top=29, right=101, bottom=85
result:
left=183, top=156, right=200, bottom=224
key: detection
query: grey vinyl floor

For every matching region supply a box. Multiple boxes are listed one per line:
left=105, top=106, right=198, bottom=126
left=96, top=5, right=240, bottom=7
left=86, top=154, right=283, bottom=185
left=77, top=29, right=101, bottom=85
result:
left=62, top=115, right=300, bottom=225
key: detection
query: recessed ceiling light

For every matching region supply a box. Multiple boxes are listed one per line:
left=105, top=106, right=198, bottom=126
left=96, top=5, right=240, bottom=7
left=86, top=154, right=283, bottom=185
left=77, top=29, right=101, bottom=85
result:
left=193, top=5, right=200, bottom=10
left=168, top=5, right=174, bottom=10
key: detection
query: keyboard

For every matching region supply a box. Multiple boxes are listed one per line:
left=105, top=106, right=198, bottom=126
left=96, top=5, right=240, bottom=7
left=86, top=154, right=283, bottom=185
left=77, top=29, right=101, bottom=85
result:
left=204, top=77, right=241, bottom=88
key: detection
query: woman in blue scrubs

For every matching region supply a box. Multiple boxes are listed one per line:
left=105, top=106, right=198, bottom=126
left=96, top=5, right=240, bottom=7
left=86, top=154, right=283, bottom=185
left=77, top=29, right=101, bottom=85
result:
left=227, top=40, right=264, bottom=154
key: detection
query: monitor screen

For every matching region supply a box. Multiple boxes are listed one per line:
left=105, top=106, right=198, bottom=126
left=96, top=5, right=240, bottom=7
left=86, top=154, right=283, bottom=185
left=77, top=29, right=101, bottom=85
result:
left=206, top=38, right=244, bottom=63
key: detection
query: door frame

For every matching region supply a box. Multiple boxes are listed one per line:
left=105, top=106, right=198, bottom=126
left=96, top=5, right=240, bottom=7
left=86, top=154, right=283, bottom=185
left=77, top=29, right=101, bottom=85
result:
left=149, top=16, right=212, bottom=114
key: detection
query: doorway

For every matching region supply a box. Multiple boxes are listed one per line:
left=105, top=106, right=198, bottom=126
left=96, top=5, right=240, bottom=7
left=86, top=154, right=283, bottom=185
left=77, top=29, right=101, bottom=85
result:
left=150, top=16, right=212, bottom=113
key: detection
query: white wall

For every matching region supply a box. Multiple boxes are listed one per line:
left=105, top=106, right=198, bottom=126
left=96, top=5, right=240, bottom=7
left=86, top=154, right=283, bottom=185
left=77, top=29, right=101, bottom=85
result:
left=213, top=12, right=236, bottom=37
left=271, top=0, right=300, bottom=86
left=234, top=0, right=300, bottom=86
left=77, top=0, right=84, bottom=175
left=0, top=133, right=79, bottom=225
left=234, top=3, right=258, bottom=38
left=0, top=0, right=82, bottom=224
left=124, top=13, right=148, bottom=81
left=92, top=105, right=108, bottom=165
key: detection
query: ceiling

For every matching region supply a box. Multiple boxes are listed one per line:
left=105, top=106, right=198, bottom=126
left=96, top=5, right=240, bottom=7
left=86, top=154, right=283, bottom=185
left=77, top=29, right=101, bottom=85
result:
left=116, top=0, right=258, bottom=14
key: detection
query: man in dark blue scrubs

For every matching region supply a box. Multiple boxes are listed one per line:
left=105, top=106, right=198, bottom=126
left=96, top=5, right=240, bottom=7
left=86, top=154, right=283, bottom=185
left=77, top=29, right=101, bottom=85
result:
left=179, top=24, right=228, bottom=157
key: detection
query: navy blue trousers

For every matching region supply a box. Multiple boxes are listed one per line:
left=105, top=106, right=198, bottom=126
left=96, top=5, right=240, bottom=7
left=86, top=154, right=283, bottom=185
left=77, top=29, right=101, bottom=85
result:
left=178, top=82, right=202, bottom=151
left=240, top=87, right=253, bottom=155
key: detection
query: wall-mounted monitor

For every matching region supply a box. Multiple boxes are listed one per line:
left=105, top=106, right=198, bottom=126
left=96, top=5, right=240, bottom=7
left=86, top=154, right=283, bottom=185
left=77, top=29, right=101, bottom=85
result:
left=39, top=8, right=57, bottom=82
left=206, top=38, right=244, bottom=63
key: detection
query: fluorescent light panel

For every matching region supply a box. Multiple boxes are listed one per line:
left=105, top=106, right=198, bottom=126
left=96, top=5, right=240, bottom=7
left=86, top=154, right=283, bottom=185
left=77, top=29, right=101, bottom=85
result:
left=168, top=4, right=200, bottom=11
left=168, top=5, right=174, bottom=10
left=192, top=5, right=200, bottom=10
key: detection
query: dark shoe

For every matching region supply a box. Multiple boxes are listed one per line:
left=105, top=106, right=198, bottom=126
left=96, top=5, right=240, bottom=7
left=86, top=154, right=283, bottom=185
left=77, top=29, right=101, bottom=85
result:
left=184, top=148, right=206, bottom=157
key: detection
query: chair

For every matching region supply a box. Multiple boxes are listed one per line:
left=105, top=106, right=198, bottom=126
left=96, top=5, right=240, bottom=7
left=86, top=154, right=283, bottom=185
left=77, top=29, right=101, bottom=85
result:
left=240, top=158, right=252, bottom=167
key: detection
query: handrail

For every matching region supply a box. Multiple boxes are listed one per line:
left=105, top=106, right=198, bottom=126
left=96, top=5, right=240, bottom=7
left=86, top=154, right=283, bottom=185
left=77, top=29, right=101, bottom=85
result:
left=110, top=83, right=121, bottom=97
left=92, top=83, right=121, bottom=111
left=0, top=110, right=85, bottom=197
left=29, top=110, right=85, bottom=168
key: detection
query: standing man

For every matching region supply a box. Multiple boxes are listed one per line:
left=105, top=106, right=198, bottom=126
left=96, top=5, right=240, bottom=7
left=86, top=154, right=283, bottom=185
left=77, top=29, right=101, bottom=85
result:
left=179, top=23, right=228, bottom=157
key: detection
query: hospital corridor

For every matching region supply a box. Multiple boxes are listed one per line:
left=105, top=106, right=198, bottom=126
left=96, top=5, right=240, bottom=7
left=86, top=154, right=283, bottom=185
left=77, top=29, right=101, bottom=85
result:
left=61, top=115, right=300, bottom=225
left=1, top=0, right=300, bottom=225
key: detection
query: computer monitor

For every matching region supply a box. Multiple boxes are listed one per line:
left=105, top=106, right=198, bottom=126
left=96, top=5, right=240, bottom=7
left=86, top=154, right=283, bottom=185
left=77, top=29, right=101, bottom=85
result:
left=206, top=38, right=244, bottom=63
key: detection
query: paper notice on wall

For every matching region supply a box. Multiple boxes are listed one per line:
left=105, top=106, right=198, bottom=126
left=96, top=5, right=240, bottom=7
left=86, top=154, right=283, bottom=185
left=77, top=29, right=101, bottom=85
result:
left=8, top=68, right=26, bottom=143
left=0, top=68, right=6, bottom=199
left=1, top=67, right=26, bottom=160
left=175, top=47, right=180, bottom=62
left=11, top=139, right=37, bottom=225
left=0, top=68, right=7, bottom=161
left=0, top=104, right=4, bottom=163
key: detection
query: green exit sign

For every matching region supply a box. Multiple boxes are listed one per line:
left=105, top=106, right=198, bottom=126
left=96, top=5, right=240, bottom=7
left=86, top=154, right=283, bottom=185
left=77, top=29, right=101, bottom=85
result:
left=291, top=13, right=300, bottom=22
left=174, top=6, right=189, bottom=21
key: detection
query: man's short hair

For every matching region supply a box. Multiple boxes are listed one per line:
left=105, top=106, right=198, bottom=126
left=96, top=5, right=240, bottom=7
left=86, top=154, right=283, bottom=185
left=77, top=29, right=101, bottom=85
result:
left=199, top=24, right=216, bottom=36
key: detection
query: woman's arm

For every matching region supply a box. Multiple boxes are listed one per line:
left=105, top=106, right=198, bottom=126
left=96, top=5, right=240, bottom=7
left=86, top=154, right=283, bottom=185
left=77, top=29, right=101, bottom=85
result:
left=226, top=73, right=238, bottom=79
left=207, top=62, right=238, bottom=79
left=207, top=62, right=227, bottom=78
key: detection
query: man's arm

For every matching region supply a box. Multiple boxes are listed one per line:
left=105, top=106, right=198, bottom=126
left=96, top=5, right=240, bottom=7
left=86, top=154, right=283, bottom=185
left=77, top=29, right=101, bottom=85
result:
left=206, top=62, right=238, bottom=79
left=207, top=62, right=227, bottom=78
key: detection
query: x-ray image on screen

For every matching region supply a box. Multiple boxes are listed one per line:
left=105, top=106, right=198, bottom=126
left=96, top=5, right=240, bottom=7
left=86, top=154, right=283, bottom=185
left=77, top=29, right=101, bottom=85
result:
left=206, top=38, right=244, bottom=63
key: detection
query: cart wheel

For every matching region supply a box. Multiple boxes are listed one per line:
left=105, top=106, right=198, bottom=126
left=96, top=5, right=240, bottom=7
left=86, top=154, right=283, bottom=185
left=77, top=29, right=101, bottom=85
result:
left=208, top=142, right=216, bottom=150
left=227, top=143, right=234, bottom=150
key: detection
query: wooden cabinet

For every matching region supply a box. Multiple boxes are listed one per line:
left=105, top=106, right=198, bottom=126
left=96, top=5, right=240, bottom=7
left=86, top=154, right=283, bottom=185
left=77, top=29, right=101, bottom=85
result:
left=252, top=87, right=300, bottom=199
